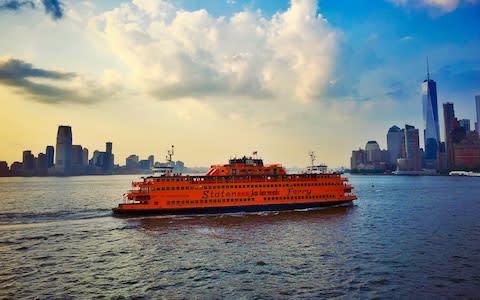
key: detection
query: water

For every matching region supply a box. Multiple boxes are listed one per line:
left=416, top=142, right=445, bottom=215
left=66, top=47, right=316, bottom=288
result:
left=1, top=175, right=479, bottom=298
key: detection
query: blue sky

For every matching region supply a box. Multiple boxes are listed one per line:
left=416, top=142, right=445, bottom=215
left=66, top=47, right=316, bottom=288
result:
left=0, top=0, right=479, bottom=167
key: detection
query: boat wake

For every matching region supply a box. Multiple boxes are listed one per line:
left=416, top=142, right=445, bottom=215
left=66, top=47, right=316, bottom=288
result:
left=0, top=209, right=112, bottom=225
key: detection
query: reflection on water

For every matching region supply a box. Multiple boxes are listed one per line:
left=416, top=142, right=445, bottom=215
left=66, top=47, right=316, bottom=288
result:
left=1, top=175, right=480, bottom=298
left=134, top=206, right=357, bottom=231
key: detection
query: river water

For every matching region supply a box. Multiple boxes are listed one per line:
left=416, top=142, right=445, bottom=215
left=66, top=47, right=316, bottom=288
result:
left=0, top=174, right=479, bottom=298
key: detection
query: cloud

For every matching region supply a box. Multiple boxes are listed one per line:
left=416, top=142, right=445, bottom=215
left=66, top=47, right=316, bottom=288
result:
left=388, top=0, right=476, bottom=13
left=0, top=1, right=34, bottom=10
left=0, top=0, right=63, bottom=20
left=41, top=0, right=63, bottom=20
left=89, top=0, right=339, bottom=103
left=0, top=57, right=121, bottom=104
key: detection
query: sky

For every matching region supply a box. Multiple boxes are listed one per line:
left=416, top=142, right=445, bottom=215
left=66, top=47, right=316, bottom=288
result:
left=0, top=0, right=479, bottom=168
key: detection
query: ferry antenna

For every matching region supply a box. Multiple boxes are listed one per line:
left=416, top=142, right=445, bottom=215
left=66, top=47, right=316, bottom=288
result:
left=309, top=151, right=316, bottom=168
left=166, top=145, right=174, bottom=163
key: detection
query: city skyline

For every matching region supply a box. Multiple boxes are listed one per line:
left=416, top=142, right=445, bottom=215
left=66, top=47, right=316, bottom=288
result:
left=1, top=0, right=479, bottom=168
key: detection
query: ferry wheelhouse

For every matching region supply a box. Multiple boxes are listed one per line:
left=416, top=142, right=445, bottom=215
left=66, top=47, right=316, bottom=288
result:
left=112, top=148, right=357, bottom=215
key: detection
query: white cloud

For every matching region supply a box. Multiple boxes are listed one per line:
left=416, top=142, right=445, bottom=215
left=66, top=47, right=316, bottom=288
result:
left=88, top=0, right=338, bottom=103
left=389, top=0, right=476, bottom=12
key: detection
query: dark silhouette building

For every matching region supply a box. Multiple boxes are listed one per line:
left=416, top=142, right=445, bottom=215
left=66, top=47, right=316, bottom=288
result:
left=46, top=146, right=54, bottom=168
left=55, top=125, right=73, bottom=175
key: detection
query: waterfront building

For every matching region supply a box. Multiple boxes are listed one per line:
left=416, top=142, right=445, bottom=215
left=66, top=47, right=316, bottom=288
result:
left=443, top=102, right=456, bottom=169
left=452, top=132, right=480, bottom=170
left=10, top=162, right=23, bottom=175
left=46, top=146, right=54, bottom=168
left=72, top=145, right=84, bottom=167
left=459, top=119, right=471, bottom=132
left=55, top=125, right=73, bottom=174
left=126, top=155, right=139, bottom=169
left=22, top=150, right=35, bottom=171
left=387, top=125, right=404, bottom=165
left=476, top=95, right=480, bottom=137
left=36, top=153, right=47, bottom=176
left=422, top=66, right=440, bottom=166
left=350, top=141, right=388, bottom=173
left=365, top=141, right=381, bottom=163
left=139, top=160, right=151, bottom=170
left=90, top=151, right=105, bottom=168
left=105, top=142, right=114, bottom=172
left=148, top=155, right=154, bottom=169
left=0, top=161, right=9, bottom=176
left=402, top=124, right=421, bottom=171
left=82, top=148, right=89, bottom=166
left=350, top=149, right=365, bottom=171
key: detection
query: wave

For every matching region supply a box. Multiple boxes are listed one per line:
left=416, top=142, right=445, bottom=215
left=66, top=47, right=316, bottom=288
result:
left=0, top=209, right=112, bottom=225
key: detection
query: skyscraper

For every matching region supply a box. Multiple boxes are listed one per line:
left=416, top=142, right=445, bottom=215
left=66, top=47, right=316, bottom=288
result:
left=405, top=124, right=421, bottom=171
left=387, top=125, right=404, bottom=165
left=459, top=119, right=471, bottom=132
left=22, top=150, right=35, bottom=171
left=443, top=102, right=455, bottom=169
left=105, top=142, right=113, bottom=172
left=365, top=141, right=381, bottom=162
left=422, top=62, right=440, bottom=164
left=55, top=125, right=73, bottom=174
left=46, top=146, right=54, bottom=168
left=476, top=95, right=480, bottom=137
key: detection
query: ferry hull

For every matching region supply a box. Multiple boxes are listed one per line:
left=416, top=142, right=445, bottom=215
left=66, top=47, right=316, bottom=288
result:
left=112, top=200, right=354, bottom=216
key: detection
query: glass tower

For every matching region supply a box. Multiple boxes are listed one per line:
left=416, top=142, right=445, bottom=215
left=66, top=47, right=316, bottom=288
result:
left=55, top=125, right=73, bottom=174
left=476, top=95, right=480, bottom=137
left=422, top=67, right=440, bottom=161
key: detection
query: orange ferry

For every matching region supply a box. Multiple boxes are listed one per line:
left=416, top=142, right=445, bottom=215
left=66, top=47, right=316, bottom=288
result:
left=113, top=147, right=357, bottom=215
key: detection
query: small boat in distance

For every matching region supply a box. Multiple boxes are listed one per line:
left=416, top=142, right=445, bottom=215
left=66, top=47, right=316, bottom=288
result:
left=112, top=148, right=357, bottom=215
left=449, top=171, right=480, bottom=177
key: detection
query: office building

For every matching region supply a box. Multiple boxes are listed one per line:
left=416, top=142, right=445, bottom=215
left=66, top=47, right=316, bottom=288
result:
left=55, top=125, right=73, bottom=174
left=387, top=125, right=404, bottom=165
left=365, top=141, right=381, bottom=162
left=452, top=132, right=480, bottom=169
left=476, top=95, right=480, bottom=137
left=422, top=65, right=440, bottom=164
left=0, top=161, right=9, bottom=176
left=459, top=119, right=471, bottom=132
left=105, top=142, right=114, bottom=172
left=22, top=150, right=35, bottom=171
left=148, top=155, right=154, bottom=169
left=72, top=145, right=84, bottom=167
left=82, top=148, right=89, bottom=167
left=443, top=102, right=455, bottom=168
left=46, top=146, right=54, bottom=168
left=36, top=153, right=48, bottom=176
left=401, top=124, right=421, bottom=171
left=126, top=155, right=139, bottom=169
